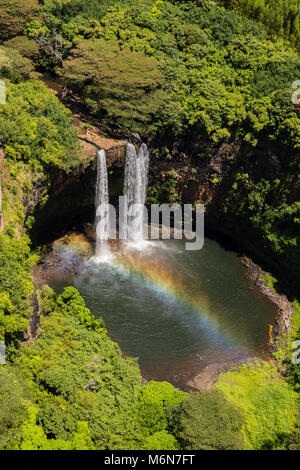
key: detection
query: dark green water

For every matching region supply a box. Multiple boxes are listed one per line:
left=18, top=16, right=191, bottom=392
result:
left=47, top=238, right=276, bottom=386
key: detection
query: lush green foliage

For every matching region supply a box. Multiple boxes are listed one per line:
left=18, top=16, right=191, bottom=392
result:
left=0, top=0, right=299, bottom=451
left=142, top=430, right=179, bottom=450
left=215, top=361, right=299, bottom=449
left=12, top=406, right=96, bottom=450
left=223, top=158, right=300, bottom=262
left=23, top=0, right=300, bottom=145
left=277, top=412, right=300, bottom=450
left=4, top=37, right=39, bottom=61
left=0, top=0, right=40, bottom=41
left=169, top=389, right=245, bottom=450
left=0, top=286, right=187, bottom=450
left=287, top=301, right=300, bottom=393
left=0, top=47, right=33, bottom=83
left=0, top=234, right=37, bottom=355
left=0, top=366, right=30, bottom=449
left=221, top=0, right=300, bottom=51
left=0, top=80, right=80, bottom=171
left=60, top=38, right=165, bottom=133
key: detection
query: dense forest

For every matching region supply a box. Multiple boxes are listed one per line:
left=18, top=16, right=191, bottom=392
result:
left=0, top=0, right=299, bottom=451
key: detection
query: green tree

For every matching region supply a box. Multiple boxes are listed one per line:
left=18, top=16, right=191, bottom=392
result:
left=0, top=0, right=40, bottom=41
left=0, top=80, right=80, bottom=171
left=170, top=390, right=245, bottom=450
left=57, top=286, right=106, bottom=332
left=216, top=362, right=299, bottom=449
left=60, top=38, right=165, bottom=135
left=142, top=430, right=180, bottom=450
left=0, top=366, right=30, bottom=449
left=0, top=47, right=33, bottom=83
left=0, top=292, right=28, bottom=342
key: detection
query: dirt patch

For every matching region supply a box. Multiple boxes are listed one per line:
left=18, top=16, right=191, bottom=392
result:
left=78, top=128, right=126, bottom=165
left=186, top=355, right=261, bottom=390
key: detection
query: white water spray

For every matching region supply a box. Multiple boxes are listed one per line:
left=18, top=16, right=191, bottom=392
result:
left=93, top=149, right=112, bottom=262
left=123, top=142, right=150, bottom=246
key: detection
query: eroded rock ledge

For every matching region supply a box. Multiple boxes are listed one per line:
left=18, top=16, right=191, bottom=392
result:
left=240, top=256, right=295, bottom=353
left=79, top=129, right=126, bottom=166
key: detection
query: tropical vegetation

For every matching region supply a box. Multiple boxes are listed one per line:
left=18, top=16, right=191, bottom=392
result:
left=0, top=0, right=299, bottom=451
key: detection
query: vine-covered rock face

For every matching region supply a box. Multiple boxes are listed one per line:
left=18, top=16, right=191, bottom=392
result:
left=149, top=136, right=300, bottom=294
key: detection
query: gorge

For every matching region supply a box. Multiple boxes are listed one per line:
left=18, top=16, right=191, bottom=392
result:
left=0, top=0, right=299, bottom=452
left=38, top=137, right=278, bottom=390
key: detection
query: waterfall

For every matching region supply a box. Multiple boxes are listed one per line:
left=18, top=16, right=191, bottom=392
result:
left=123, top=142, right=149, bottom=245
left=94, top=148, right=111, bottom=261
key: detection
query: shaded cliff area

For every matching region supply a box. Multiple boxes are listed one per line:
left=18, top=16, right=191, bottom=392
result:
left=28, top=129, right=299, bottom=297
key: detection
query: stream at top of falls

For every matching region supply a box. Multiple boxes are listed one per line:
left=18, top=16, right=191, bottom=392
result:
left=45, top=234, right=276, bottom=389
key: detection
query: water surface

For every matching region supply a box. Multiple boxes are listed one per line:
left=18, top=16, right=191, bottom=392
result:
left=47, top=237, right=276, bottom=387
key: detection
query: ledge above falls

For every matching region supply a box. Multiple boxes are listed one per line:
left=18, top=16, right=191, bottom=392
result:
left=79, top=129, right=126, bottom=167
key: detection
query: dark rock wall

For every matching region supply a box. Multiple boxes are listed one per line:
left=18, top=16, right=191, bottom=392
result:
left=28, top=137, right=299, bottom=294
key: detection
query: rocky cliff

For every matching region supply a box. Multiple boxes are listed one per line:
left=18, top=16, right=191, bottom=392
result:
left=27, top=125, right=299, bottom=296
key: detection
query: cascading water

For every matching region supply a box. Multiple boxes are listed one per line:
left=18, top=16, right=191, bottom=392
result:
left=93, top=148, right=111, bottom=262
left=123, top=142, right=149, bottom=245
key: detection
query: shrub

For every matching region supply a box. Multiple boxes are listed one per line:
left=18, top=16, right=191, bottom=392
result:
left=0, top=366, right=30, bottom=449
left=215, top=361, right=299, bottom=449
left=60, top=38, right=165, bottom=135
left=142, top=430, right=180, bottom=450
left=0, top=0, right=40, bottom=41
left=4, top=37, right=40, bottom=60
left=0, top=47, right=33, bottom=83
left=169, top=389, right=245, bottom=450
left=135, top=381, right=187, bottom=437
left=0, top=80, right=80, bottom=171
left=41, top=366, right=83, bottom=399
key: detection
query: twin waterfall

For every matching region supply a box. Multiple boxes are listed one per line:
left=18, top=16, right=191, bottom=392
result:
left=94, top=141, right=149, bottom=261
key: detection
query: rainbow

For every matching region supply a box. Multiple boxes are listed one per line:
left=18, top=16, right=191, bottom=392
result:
left=54, top=235, right=246, bottom=348
left=108, top=249, right=237, bottom=346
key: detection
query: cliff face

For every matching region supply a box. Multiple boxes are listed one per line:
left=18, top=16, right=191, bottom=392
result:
left=27, top=131, right=299, bottom=293
left=148, top=137, right=299, bottom=293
